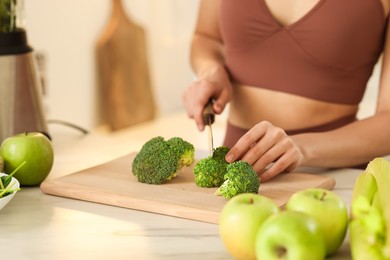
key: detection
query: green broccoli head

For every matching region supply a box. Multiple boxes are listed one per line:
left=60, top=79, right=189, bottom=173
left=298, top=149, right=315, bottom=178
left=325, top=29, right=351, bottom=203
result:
left=212, top=146, right=230, bottom=162
left=132, top=136, right=195, bottom=184
left=166, top=137, right=195, bottom=169
left=193, top=157, right=227, bottom=187
left=215, top=161, right=260, bottom=199
left=193, top=146, right=230, bottom=188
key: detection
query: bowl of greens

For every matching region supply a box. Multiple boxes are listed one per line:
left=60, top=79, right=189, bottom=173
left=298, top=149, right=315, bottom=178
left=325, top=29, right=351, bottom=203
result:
left=0, top=172, right=20, bottom=210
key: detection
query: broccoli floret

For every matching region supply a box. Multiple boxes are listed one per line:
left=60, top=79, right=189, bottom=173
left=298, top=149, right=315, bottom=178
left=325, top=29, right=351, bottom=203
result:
left=193, top=146, right=229, bottom=188
left=215, top=161, right=260, bottom=199
left=132, top=136, right=195, bottom=184
left=166, top=137, right=195, bottom=169
left=212, top=146, right=230, bottom=162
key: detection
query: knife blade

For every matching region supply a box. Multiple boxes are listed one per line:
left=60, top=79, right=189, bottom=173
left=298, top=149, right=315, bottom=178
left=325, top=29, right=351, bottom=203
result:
left=202, top=100, right=215, bottom=156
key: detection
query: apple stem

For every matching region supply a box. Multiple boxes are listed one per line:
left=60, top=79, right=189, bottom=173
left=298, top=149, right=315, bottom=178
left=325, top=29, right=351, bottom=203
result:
left=276, top=246, right=287, bottom=258
left=320, top=191, right=327, bottom=201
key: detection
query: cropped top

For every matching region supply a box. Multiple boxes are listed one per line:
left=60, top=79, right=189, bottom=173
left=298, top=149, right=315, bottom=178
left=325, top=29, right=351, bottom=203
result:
left=219, top=0, right=387, bottom=105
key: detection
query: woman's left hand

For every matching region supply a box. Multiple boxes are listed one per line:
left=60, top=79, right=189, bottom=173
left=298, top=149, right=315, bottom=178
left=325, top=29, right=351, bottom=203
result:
left=225, top=121, right=304, bottom=182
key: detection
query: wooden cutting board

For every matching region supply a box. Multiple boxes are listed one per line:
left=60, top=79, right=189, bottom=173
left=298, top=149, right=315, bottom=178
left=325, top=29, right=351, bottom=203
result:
left=40, top=153, right=335, bottom=224
left=95, top=0, right=156, bottom=130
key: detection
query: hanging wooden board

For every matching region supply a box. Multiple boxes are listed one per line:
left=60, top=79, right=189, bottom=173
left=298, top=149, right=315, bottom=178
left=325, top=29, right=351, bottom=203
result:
left=40, top=153, right=336, bottom=224
left=95, top=0, right=156, bottom=130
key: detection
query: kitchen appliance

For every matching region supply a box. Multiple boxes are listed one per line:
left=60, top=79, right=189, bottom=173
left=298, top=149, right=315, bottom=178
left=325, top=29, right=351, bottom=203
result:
left=0, top=29, right=49, bottom=142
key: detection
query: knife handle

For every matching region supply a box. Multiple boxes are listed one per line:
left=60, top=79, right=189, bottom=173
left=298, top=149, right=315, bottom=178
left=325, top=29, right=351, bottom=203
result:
left=202, top=100, right=215, bottom=125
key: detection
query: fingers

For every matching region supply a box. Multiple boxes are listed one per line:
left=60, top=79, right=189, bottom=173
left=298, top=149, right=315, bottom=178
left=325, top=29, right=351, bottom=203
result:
left=258, top=150, right=299, bottom=182
left=213, top=84, right=232, bottom=114
left=225, top=121, right=271, bottom=163
left=182, top=80, right=212, bottom=131
left=225, top=121, right=302, bottom=181
left=182, top=74, right=232, bottom=131
left=194, top=104, right=208, bottom=131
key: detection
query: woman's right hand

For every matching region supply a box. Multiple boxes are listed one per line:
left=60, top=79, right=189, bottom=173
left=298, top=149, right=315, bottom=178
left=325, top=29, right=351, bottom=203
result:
left=182, top=65, right=233, bottom=131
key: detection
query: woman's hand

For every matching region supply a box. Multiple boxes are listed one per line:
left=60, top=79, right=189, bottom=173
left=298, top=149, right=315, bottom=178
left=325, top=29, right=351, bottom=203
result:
left=225, top=121, right=304, bottom=182
left=182, top=65, right=233, bottom=131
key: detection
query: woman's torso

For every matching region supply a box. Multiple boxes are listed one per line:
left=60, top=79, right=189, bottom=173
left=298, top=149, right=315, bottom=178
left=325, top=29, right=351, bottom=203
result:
left=219, top=0, right=389, bottom=133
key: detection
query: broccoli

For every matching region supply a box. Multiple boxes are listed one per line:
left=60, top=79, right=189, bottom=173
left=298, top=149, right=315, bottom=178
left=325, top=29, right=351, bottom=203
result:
left=211, top=146, right=230, bottom=161
left=132, top=136, right=195, bottom=184
left=193, top=146, right=230, bottom=187
left=215, top=161, right=260, bottom=199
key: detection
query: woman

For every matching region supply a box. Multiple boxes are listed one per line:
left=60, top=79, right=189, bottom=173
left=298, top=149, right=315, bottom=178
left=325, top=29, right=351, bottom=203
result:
left=182, top=0, right=390, bottom=181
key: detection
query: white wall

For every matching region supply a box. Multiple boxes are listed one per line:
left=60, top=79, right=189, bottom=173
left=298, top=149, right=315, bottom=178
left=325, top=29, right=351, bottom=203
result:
left=23, top=0, right=380, bottom=130
left=358, top=59, right=381, bottom=119
left=24, top=0, right=199, bottom=129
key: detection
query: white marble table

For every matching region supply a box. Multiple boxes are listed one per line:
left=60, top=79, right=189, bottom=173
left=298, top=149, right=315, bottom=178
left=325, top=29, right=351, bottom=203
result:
left=0, top=112, right=361, bottom=259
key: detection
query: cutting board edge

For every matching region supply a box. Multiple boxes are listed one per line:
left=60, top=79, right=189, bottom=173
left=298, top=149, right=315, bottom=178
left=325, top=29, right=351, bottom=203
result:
left=317, top=176, right=336, bottom=190
left=40, top=180, right=220, bottom=224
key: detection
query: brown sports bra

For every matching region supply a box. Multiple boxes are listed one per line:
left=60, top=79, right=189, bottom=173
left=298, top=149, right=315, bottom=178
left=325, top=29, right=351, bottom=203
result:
left=219, top=0, right=387, bottom=105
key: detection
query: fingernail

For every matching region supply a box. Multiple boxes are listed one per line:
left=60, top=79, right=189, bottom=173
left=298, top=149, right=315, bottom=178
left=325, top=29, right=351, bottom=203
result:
left=197, top=124, right=204, bottom=131
left=225, top=153, right=233, bottom=163
left=215, top=104, right=222, bottom=113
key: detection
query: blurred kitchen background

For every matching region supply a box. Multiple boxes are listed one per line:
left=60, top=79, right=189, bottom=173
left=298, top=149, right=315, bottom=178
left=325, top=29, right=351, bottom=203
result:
left=23, top=0, right=380, bottom=131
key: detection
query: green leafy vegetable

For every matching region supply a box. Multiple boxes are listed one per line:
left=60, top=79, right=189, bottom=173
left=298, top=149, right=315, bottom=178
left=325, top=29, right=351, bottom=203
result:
left=0, top=160, right=25, bottom=198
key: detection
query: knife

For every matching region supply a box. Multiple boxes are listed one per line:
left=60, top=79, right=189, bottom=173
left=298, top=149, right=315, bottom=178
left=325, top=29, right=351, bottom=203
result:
left=202, top=100, right=215, bottom=156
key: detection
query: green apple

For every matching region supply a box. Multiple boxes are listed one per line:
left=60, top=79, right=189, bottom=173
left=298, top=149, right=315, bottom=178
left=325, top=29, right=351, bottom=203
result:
left=285, top=188, right=348, bottom=255
left=219, top=193, right=280, bottom=260
left=255, top=210, right=326, bottom=260
left=0, top=132, right=54, bottom=186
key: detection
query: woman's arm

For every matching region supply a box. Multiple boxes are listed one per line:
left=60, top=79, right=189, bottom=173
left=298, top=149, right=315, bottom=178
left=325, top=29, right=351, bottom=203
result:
left=182, top=0, right=233, bottom=131
left=190, top=0, right=224, bottom=74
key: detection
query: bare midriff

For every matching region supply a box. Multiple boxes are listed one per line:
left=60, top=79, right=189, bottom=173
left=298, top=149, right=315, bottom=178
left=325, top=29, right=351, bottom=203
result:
left=228, top=84, right=359, bottom=131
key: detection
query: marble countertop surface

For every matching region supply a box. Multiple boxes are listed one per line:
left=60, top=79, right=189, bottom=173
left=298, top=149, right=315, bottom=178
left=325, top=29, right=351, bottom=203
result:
left=0, top=111, right=361, bottom=259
